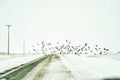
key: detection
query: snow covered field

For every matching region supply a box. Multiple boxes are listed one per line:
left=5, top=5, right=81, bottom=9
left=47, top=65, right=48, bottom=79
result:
left=60, top=53, right=120, bottom=80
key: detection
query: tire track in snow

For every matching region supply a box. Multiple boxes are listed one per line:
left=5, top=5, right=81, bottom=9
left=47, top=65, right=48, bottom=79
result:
left=22, top=55, right=52, bottom=80
left=23, top=55, right=76, bottom=80
left=0, top=55, right=48, bottom=80
left=41, top=55, right=75, bottom=80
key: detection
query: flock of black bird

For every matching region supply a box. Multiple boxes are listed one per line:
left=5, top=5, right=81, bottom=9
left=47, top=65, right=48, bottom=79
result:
left=31, top=40, right=109, bottom=56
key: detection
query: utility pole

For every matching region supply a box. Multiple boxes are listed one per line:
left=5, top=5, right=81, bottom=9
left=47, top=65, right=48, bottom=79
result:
left=42, top=41, right=45, bottom=54
left=6, top=25, right=12, bottom=55
left=23, top=41, right=25, bottom=56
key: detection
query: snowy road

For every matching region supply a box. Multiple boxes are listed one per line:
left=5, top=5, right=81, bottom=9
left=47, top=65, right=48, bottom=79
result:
left=1, top=53, right=120, bottom=80
left=22, top=54, right=120, bottom=80
left=22, top=55, right=75, bottom=80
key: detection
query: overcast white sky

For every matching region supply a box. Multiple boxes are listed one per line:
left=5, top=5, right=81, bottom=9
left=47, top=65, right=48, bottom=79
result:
left=0, top=0, right=120, bottom=53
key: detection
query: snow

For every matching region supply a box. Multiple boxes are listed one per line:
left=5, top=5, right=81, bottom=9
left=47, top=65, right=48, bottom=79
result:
left=60, top=53, right=120, bottom=80
left=0, top=54, right=44, bottom=73
left=0, top=55, right=15, bottom=61
left=1, top=52, right=120, bottom=80
left=42, top=57, right=75, bottom=80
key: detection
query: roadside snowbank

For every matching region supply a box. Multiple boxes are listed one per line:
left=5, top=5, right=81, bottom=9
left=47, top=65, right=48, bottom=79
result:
left=0, top=54, right=44, bottom=73
left=60, top=53, right=120, bottom=80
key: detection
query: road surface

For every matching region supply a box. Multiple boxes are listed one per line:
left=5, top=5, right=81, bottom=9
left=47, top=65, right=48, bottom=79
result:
left=22, top=55, right=75, bottom=80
